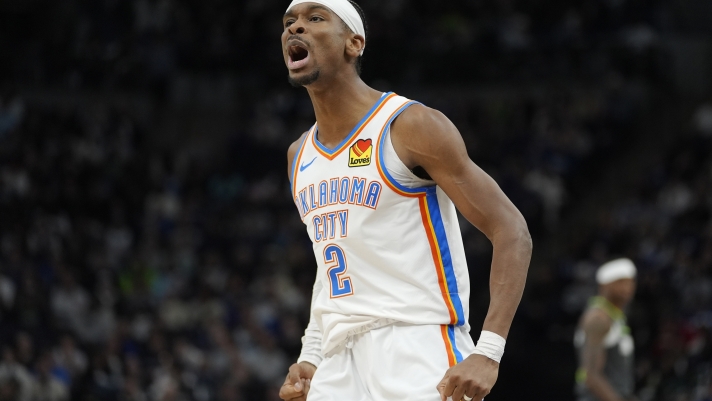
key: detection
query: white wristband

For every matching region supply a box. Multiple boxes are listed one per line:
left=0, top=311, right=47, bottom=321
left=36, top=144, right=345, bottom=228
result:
left=471, top=330, right=506, bottom=363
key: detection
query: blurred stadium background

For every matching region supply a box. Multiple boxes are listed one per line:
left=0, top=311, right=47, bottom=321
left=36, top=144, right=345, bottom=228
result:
left=1, top=0, right=711, bottom=400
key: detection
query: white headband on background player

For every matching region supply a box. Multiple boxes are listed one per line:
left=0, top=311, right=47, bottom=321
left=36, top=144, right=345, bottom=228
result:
left=596, top=258, right=637, bottom=285
left=286, top=0, right=366, bottom=55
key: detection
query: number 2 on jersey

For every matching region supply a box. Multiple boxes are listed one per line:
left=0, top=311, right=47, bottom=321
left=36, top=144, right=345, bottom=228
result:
left=324, top=244, right=353, bottom=298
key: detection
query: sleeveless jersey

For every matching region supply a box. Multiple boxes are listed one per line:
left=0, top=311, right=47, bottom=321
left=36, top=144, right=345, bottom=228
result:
left=290, top=93, right=471, bottom=357
left=574, top=297, right=635, bottom=401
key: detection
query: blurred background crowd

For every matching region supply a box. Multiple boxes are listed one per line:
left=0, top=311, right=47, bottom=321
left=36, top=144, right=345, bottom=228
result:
left=1, top=0, right=711, bottom=400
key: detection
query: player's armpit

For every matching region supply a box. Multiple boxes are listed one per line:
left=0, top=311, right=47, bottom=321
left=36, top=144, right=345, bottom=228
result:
left=580, top=310, right=625, bottom=401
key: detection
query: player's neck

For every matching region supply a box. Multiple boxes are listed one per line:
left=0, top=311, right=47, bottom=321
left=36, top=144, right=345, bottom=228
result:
left=306, top=76, right=382, bottom=149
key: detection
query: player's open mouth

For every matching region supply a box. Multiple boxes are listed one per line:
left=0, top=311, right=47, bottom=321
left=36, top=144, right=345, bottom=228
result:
left=288, top=45, right=310, bottom=70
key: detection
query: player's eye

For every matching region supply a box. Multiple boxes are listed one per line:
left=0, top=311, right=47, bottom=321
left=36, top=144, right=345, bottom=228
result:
left=284, top=19, right=295, bottom=27
left=309, top=15, right=324, bottom=22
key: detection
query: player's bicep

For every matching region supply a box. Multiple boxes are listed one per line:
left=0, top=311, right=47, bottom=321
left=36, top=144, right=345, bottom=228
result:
left=434, top=160, right=520, bottom=237
left=391, top=106, right=525, bottom=238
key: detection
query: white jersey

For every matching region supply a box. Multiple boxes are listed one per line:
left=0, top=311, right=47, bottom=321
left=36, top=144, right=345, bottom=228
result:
left=290, top=93, right=471, bottom=359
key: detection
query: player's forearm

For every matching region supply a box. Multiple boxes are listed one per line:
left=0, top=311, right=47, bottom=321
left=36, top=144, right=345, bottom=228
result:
left=481, top=224, right=532, bottom=338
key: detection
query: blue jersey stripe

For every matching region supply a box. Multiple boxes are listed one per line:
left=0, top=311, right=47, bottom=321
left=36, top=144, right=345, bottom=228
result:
left=426, top=187, right=466, bottom=326
left=313, top=92, right=394, bottom=155
left=448, top=325, right=464, bottom=363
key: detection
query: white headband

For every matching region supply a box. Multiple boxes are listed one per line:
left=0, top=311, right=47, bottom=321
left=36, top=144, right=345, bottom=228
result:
left=596, top=258, right=637, bottom=285
left=286, top=0, right=366, bottom=55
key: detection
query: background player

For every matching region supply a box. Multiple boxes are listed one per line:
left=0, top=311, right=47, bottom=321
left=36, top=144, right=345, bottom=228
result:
left=278, top=1, right=532, bottom=401
left=575, top=259, right=637, bottom=401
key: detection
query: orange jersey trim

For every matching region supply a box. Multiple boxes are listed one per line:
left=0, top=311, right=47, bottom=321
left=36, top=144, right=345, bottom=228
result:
left=440, top=325, right=457, bottom=367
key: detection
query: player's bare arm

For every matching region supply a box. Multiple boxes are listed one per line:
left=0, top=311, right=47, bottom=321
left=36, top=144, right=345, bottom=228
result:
left=390, top=104, right=533, bottom=401
left=580, top=309, right=628, bottom=401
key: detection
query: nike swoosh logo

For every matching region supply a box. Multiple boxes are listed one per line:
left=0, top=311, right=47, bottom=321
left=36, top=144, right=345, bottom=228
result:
left=299, top=157, right=317, bottom=172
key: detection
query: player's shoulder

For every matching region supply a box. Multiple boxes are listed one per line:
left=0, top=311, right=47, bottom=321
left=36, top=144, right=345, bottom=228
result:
left=287, top=131, right=308, bottom=161
left=390, top=101, right=462, bottom=157
left=389, top=101, right=466, bottom=168
left=582, top=307, right=612, bottom=334
left=287, top=131, right=309, bottom=177
left=392, top=103, right=453, bottom=135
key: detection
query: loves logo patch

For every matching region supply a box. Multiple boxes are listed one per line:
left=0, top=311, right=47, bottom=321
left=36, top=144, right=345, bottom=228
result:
left=348, top=139, right=372, bottom=167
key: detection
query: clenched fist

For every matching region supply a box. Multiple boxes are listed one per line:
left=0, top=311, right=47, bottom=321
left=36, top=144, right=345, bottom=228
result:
left=279, top=362, right=317, bottom=401
left=436, top=354, right=499, bottom=401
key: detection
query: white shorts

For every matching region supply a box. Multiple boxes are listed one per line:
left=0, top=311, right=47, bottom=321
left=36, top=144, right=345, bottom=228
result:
left=308, top=323, right=476, bottom=401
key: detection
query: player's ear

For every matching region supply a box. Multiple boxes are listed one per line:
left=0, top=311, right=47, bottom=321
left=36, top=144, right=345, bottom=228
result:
left=345, top=34, right=364, bottom=59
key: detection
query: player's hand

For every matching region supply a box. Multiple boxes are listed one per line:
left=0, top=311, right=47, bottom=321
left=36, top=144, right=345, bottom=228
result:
left=279, top=362, right=317, bottom=401
left=436, top=354, right=499, bottom=401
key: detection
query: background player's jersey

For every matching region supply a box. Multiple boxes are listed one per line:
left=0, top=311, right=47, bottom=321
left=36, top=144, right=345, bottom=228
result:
left=290, top=93, right=471, bottom=357
left=574, top=297, right=635, bottom=401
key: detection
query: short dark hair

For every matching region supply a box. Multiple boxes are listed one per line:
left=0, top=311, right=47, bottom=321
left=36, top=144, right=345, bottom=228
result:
left=346, top=0, right=367, bottom=75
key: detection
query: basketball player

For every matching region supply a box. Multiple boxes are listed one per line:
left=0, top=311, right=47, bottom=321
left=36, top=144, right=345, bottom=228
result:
left=279, top=1, right=532, bottom=400
left=574, top=259, right=637, bottom=401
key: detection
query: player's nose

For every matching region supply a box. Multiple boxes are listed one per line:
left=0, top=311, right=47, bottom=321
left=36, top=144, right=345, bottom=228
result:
left=288, top=18, right=307, bottom=35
